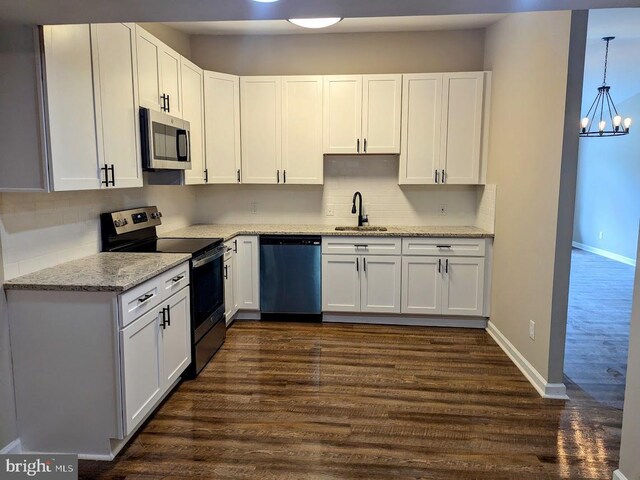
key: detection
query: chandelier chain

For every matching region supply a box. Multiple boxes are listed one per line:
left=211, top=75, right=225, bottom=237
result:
left=603, top=37, right=610, bottom=85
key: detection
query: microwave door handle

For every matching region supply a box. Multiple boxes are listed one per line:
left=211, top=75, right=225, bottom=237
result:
left=176, top=129, right=189, bottom=162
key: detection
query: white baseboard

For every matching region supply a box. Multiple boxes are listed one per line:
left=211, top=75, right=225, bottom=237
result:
left=323, top=313, right=487, bottom=329
left=0, top=438, right=21, bottom=454
left=486, top=321, right=568, bottom=400
left=235, top=311, right=260, bottom=320
left=573, top=241, right=636, bottom=267
left=613, top=469, right=629, bottom=480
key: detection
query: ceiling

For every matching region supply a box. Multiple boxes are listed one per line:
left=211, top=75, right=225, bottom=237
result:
left=165, top=14, right=508, bottom=36
left=588, top=7, right=640, bottom=37
left=2, top=0, right=640, bottom=26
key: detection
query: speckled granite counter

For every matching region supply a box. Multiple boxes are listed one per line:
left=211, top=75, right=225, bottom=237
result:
left=3, top=252, right=191, bottom=292
left=163, top=224, right=493, bottom=241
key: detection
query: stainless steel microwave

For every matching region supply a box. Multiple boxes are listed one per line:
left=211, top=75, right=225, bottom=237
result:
left=140, top=107, right=191, bottom=170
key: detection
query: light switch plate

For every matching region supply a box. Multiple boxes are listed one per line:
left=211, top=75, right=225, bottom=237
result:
left=529, top=320, right=535, bottom=340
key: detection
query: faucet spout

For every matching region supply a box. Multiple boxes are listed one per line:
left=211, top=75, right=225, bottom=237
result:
left=352, top=192, right=367, bottom=227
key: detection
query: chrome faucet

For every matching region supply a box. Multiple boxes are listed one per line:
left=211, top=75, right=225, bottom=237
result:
left=352, top=191, right=368, bottom=227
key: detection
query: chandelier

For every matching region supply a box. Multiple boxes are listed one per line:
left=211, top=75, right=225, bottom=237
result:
left=580, top=36, right=631, bottom=137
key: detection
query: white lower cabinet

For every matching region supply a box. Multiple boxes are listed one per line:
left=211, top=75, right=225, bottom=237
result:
left=223, top=240, right=240, bottom=323
left=322, top=253, right=401, bottom=314
left=236, top=236, right=260, bottom=310
left=401, top=256, right=484, bottom=316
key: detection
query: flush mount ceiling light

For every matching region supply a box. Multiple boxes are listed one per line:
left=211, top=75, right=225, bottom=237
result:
left=580, top=36, right=631, bottom=137
left=252, top=0, right=279, bottom=3
left=288, top=17, right=343, bottom=29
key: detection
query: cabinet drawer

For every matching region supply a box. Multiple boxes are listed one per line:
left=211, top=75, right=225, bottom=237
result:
left=322, top=236, right=401, bottom=256
left=119, top=261, right=190, bottom=328
left=402, top=238, right=486, bottom=257
left=160, top=263, right=190, bottom=298
left=119, top=277, right=163, bottom=328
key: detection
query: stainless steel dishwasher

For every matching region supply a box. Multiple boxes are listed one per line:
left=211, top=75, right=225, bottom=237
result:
left=260, top=235, right=322, bottom=321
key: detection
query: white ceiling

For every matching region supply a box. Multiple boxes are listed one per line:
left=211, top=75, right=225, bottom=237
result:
left=2, top=0, right=640, bottom=26
left=588, top=7, right=640, bottom=38
left=165, top=14, right=508, bottom=36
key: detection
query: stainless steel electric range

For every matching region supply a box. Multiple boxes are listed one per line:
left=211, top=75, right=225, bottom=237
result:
left=101, top=206, right=225, bottom=378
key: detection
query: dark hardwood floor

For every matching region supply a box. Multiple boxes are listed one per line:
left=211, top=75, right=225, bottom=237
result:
left=81, top=321, right=622, bottom=479
left=564, top=248, right=634, bottom=410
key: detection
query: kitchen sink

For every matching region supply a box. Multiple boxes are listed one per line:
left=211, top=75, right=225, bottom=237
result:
left=334, top=226, right=388, bottom=232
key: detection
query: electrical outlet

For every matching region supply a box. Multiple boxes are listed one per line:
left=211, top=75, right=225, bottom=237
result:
left=529, top=320, right=535, bottom=340
left=599, top=231, right=604, bottom=240
left=439, top=204, right=448, bottom=216
left=250, top=202, right=258, bottom=214
left=326, top=204, right=335, bottom=216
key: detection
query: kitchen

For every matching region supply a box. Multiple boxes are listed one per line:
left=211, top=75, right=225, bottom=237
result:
left=2, top=1, right=636, bottom=478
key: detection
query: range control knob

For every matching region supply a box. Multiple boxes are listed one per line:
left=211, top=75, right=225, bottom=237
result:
left=122, top=218, right=129, bottom=226
left=150, top=211, right=163, bottom=220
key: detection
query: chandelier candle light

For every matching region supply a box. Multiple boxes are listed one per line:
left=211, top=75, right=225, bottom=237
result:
left=580, top=36, right=632, bottom=137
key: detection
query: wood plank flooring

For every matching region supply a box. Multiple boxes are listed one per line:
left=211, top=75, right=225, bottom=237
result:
left=80, top=321, right=622, bottom=479
left=564, top=248, right=634, bottom=409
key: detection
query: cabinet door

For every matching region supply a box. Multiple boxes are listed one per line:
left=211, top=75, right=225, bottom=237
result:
left=401, top=256, right=442, bottom=314
left=224, top=256, right=235, bottom=325
left=362, top=74, right=402, bottom=154
left=43, top=25, right=101, bottom=191
left=92, top=23, right=142, bottom=189
left=135, top=26, right=162, bottom=112
left=360, top=255, right=401, bottom=314
left=323, top=75, right=362, bottom=154
left=121, top=307, right=162, bottom=435
left=322, top=255, right=361, bottom=312
left=236, top=236, right=260, bottom=310
left=441, top=72, right=484, bottom=185
left=399, top=74, right=443, bottom=185
left=182, top=58, right=206, bottom=185
left=159, top=46, right=182, bottom=117
left=161, top=287, right=191, bottom=387
left=240, top=77, right=281, bottom=184
left=204, top=71, right=241, bottom=184
left=442, top=257, right=485, bottom=316
left=281, top=76, right=323, bottom=184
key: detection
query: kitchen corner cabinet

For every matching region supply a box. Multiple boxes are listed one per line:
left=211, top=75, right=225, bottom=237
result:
left=322, top=237, right=402, bottom=314
left=43, top=23, right=142, bottom=191
left=181, top=58, right=206, bottom=184
left=204, top=71, right=242, bottom=184
left=240, top=76, right=323, bottom=185
left=135, top=25, right=182, bottom=117
left=235, top=236, right=260, bottom=310
left=399, top=72, right=484, bottom=185
left=7, top=262, right=192, bottom=458
left=323, top=74, right=402, bottom=155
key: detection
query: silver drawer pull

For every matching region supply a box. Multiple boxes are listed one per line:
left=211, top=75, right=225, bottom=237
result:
left=138, top=293, right=154, bottom=304
left=354, top=244, right=369, bottom=248
left=172, top=275, right=185, bottom=283
left=436, top=245, right=452, bottom=249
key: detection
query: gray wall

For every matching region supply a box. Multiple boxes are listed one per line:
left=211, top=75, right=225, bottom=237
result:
left=573, top=35, right=640, bottom=262
left=189, top=29, right=485, bottom=76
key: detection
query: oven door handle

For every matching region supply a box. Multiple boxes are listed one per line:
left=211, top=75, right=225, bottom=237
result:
left=192, top=246, right=225, bottom=268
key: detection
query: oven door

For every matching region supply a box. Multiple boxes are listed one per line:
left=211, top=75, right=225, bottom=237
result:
left=191, top=245, right=225, bottom=342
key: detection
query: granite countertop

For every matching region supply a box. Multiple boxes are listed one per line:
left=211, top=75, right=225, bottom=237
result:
left=163, top=224, right=494, bottom=241
left=3, top=252, right=192, bottom=292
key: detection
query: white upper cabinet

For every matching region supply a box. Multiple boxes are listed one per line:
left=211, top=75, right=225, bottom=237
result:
left=204, top=71, right=241, bottom=184
left=91, top=23, right=142, bottom=189
left=181, top=58, right=206, bottom=185
left=240, top=77, right=282, bottom=184
left=42, top=24, right=141, bottom=191
left=323, top=74, right=401, bottom=155
left=42, top=25, right=101, bottom=191
left=361, top=74, right=402, bottom=154
left=399, top=72, right=485, bottom=185
left=281, top=76, right=323, bottom=184
left=323, top=75, right=362, bottom=154
left=399, top=74, right=443, bottom=185
left=440, top=72, right=484, bottom=185
left=135, top=26, right=182, bottom=117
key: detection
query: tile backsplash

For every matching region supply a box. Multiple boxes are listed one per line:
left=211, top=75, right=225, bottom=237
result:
left=0, top=186, right=197, bottom=280
left=194, top=156, right=490, bottom=227
left=0, top=156, right=496, bottom=281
